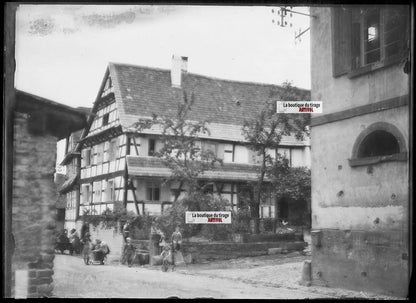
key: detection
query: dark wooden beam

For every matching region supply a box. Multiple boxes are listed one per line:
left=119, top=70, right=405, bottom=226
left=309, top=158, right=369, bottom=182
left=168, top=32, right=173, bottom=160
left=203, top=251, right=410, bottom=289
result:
left=123, top=136, right=131, bottom=209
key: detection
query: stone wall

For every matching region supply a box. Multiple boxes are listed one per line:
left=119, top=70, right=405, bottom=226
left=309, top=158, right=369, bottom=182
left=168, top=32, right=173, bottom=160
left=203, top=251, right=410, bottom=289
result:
left=311, top=229, right=408, bottom=297
left=12, top=113, right=57, bottom=298
left=181, top=241, right=306, bottom=263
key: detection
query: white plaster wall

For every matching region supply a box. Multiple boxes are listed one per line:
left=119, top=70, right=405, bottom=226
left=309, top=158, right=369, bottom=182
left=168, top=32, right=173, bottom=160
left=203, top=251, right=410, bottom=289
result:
left=311, top=104, right=409, bottom=231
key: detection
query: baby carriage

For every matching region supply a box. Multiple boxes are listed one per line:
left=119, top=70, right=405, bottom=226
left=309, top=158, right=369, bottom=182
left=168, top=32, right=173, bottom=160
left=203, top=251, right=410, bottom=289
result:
left=83, top=239, right=110, bottom=265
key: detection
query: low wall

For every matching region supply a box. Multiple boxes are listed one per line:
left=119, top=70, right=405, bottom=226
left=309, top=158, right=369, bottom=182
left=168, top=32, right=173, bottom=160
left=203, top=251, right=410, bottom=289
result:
left=240, top=232, right=303, bottom=243
left=182, top=241, right=307, bottom=263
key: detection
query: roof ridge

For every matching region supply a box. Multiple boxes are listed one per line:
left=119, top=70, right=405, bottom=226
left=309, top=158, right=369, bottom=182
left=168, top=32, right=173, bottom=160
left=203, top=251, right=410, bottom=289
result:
left=108, top=61, right=309, bottom=91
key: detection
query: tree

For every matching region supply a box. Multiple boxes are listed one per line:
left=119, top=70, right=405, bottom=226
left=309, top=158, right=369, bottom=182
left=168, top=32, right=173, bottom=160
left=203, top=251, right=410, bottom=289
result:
left=132, top=91, right=222, bottom=201
left=241, top=81, right=310, bottom=234
left=267, top=154, right=311, bottom=229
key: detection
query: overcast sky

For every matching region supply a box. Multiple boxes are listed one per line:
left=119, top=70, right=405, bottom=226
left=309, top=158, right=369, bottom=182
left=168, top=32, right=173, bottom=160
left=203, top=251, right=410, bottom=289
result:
left=14, top=4, right=311, bottom=168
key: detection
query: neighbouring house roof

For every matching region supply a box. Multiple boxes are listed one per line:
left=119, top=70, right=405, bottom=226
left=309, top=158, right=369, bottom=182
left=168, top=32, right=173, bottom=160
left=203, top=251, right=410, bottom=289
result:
left=15, top=90, right=88, bottom=140
left=126, top=156, right=263, bottom=182
left=95, top=62, right=311, bottom=145
left=58, top=174, right=78, bottom=194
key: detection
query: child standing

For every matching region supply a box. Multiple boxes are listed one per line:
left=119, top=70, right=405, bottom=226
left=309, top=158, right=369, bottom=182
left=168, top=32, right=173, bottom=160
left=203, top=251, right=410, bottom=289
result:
left=160, top=245, right=172, bottom=272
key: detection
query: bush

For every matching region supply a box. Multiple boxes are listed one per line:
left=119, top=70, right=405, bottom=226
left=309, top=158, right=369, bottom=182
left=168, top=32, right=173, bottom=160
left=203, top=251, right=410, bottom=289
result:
left=155, top=193, right=233, bottom=241
left=262, top=217, right=275, bottom=232
left=130, top=214, right=154, bottom=240
left=82, top=208, right=154, bottom=239
left=231, top=208, right=251, bottom=233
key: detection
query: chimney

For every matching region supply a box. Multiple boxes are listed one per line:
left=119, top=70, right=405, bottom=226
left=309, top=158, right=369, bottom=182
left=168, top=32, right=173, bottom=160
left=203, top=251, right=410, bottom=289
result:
left=171, top=55, right=188, bottom=88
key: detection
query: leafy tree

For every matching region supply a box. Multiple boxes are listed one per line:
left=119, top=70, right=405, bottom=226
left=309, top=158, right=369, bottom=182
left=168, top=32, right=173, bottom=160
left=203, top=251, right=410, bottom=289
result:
left=267, top=154, right=311, bottom=229
left=132, top=91, right=223, bottom=201
left=242, top=81, right=310, bottom=234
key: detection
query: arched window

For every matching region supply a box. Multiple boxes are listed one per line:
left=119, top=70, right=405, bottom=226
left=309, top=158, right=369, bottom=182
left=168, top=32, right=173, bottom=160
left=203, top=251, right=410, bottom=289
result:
left=350, top=122, right=407, bottom=167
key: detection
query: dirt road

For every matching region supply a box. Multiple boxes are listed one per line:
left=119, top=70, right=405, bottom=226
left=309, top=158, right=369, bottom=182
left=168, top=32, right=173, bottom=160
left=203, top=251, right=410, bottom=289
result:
left=53, top=254, right=327, bottom=299
left=52, top=253, right=401, bottom=299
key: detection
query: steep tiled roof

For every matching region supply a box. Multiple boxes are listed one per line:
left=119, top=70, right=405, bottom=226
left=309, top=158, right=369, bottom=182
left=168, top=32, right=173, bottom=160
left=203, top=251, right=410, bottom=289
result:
left=108, top=62, right=310, bottom=145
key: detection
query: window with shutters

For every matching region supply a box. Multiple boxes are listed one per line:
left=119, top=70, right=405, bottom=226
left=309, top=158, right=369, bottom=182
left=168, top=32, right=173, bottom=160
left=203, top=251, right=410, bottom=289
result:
left=96, top=143, right=104, bottom=164
left=103, top=180, right=115, bottom=202
left=84, top=149, right=91, bottom=167
left=108, top=138, right=118, bottom=161
left=82, top=184, right=92, bottom=204
left=332, top=6, right=408, bottom=78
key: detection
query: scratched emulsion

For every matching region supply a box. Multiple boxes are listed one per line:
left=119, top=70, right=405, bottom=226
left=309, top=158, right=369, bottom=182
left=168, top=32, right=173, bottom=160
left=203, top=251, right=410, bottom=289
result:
left=22, top=6, right=178, bottom=36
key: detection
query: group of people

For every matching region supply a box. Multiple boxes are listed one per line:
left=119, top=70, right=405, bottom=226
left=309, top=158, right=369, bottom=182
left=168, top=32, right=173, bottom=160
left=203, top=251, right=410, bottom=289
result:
left=56, top=228, right=82, bottom=255
left=56, top=227, right=110, bottom=264
left=81, top=232, right=110, bottom=264
left=121, top=222, right=183, bottom=271
left=160, top=226, right=182, bottom=272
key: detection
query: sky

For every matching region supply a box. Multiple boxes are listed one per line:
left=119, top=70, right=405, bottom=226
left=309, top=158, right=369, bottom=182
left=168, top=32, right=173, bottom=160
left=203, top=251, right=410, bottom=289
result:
left=14, top=4, right=311, bottom=169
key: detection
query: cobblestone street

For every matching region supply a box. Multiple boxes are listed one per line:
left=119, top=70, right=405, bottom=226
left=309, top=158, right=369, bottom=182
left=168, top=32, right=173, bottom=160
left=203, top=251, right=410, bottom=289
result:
left=52, top=253, right=401, bottom=299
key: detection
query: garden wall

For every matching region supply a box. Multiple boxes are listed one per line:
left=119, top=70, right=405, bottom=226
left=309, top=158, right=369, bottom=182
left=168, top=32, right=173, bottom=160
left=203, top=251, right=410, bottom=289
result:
left=181, top=240, right=307, bottom=263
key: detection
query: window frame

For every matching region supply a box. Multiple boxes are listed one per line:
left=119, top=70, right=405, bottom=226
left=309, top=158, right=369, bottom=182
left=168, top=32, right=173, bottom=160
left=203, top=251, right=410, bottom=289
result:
left=348, top=6, right=408, bottom=78
left=349, top=122, right=407, bottom=167
left=146, top=181, right=161, bottom=201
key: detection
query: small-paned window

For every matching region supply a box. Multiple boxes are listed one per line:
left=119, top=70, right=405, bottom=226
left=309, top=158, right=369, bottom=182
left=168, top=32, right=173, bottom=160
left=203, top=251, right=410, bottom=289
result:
left=146, top=182, right=160, bottom=201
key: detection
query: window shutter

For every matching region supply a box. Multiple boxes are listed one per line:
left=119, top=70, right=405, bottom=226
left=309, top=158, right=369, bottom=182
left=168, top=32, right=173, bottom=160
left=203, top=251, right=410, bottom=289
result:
left=81, top=150, right=86, bottom=167
left=351, top=21, right=361, bottom=70
left=97, top=144, right=103, bottom=163
left=332, top=7, right=352, bottom=77
left=82, top=185, right=88, bottom=204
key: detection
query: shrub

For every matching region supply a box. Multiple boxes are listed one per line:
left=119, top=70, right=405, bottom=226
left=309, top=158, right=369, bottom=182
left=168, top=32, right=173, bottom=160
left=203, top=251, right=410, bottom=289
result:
left=82, top=208, right=153, bottom=239
left=231, top=208, right=251, bottom=233
left=262, top=217, right=275, bottom=232
left=155, top=192, right=233, bottom=241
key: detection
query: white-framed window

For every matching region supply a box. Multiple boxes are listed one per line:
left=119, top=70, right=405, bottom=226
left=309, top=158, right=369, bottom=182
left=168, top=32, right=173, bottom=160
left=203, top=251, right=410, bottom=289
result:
left=354, top=7, right=407, bottom=67
left=332, top=6, right=408, bottom=77
left=146, top=182, right=160, bottom=201
left=223, top=144, right=234, bottom=162
left=93, top=181, right=102, bottom=203
left=104, top=179, right=115, bottom=202
left=81, top=184, right=93, bottom=204
left=108, top=138, right=118, bottom=161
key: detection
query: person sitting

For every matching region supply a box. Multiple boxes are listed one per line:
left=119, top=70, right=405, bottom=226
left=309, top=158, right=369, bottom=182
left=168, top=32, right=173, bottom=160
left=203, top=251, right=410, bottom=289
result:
left=92, top=239, right=109, bottom=264
left=57, top=229, right=69, bottom=244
